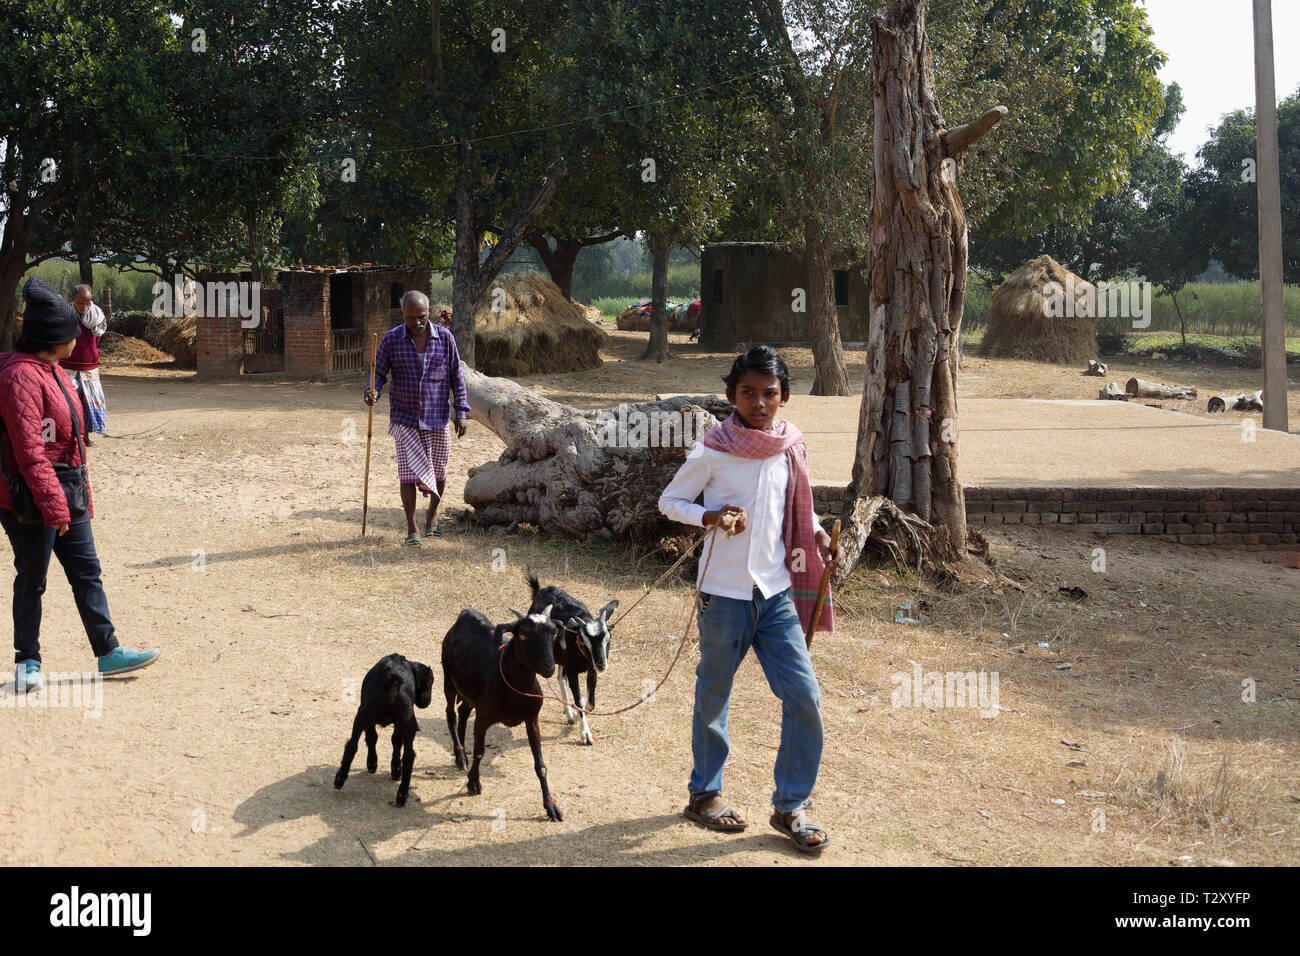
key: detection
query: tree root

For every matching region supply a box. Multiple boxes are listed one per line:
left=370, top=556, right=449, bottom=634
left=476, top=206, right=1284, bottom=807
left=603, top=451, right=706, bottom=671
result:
left=833, top=494, right=995, bottom=586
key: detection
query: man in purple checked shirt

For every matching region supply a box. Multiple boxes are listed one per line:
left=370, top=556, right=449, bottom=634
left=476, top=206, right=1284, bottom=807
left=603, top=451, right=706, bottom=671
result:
left=364, top=291, right=469, bottom=547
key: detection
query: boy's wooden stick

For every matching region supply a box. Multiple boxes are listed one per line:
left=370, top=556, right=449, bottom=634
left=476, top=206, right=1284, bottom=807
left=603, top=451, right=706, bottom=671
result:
left=805, top=518, right=840, bottom=648
left=361, top=332, right=378, bottom=536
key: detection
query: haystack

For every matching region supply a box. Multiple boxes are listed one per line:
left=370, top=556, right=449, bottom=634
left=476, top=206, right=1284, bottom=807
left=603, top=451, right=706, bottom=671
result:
left=980, top=256, right=1097, bottom=364
left=473, top=272, right=606, bottom=376
left=99, top=332, right=171, bottom=364
left=161, top=315, right=197, bottom=369
left=616, top=304, right=650, bottom=331
left=571, top=298, right=603, bottom=324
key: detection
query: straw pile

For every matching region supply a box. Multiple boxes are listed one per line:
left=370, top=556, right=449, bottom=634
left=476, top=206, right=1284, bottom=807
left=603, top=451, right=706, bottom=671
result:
left=473, top=272, right=606, bottom=376
left=161, top=315, right=197, bottom=369
left=980, top=256, right=1097, bottom=364
left=99, top=332, right=171, bottom=364
left=571, top=299, right=603, bottom=324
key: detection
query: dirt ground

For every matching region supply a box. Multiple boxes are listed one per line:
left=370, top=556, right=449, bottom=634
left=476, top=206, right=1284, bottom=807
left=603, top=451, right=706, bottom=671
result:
left=0, top=331, right=1295, bottom=866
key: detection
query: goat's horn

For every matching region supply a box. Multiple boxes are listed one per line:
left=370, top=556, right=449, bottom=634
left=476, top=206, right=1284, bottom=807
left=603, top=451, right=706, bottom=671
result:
left=541, top=604, right=553, bottom=618
left=508, top=607, right=526, bottom=619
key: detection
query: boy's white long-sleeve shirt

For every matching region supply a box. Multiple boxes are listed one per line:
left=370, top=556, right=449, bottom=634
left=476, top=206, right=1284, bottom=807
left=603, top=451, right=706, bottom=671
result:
left=658, top=441, right=820, bottom=602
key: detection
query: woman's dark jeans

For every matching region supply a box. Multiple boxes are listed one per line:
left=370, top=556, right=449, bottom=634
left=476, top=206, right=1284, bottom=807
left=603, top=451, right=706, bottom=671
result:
left=0, top=509, right=118, bottom=663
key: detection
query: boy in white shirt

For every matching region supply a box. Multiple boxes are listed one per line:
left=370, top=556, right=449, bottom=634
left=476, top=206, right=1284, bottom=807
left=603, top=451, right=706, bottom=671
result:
left=658, top=346, right=842, bottom=852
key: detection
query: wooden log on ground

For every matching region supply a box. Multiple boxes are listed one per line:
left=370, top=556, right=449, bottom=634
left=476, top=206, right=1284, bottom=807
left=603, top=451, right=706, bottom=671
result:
left=1207, top=391, right=1264, bottom=413
left=1083, top=360, right=1108, bottom=377
left=1125, top=377, right=1197, bottom=399
left=1099, top=381, right=1128, bottom=401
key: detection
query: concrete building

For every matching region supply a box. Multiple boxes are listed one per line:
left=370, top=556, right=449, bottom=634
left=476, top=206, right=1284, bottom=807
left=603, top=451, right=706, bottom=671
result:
left=698, top=242, right=870, bottom=347
left=196, top=265, right=432, bottom=377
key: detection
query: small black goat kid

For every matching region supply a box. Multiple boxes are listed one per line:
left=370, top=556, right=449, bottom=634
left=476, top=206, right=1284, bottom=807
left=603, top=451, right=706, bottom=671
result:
left=441, top=606, right=564, bottom=821
left=334, top=654, right=435, bottom=807
left=527, top=571, right=618, bottom=746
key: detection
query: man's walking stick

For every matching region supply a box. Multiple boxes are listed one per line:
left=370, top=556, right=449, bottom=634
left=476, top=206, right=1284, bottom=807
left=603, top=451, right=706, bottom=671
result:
left=361, top=332, right=378, bottom=536
left=805, top=518, right=840, bottom=648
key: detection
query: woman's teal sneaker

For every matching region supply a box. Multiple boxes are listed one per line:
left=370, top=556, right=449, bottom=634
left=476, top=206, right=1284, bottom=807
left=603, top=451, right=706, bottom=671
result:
left=16, top=659, right=42, bottom=693
left=97, top=647, right=160, bottom=676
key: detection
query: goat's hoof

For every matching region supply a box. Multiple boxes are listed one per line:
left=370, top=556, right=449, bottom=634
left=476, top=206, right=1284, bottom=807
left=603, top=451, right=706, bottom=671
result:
left=333, top=771, right=346, bottom=789
left=390, top=766, right=402, bottom=781
left=467, top=779, right=482, bottom=796
left=365, top=757, right=378, bottom=774
left=395, top=791, right=408, bottom=807
left=546, top=803, right=563, bottom=822
left=564, top=710, right=576, bottom=724
left=580, top=734, right=594, bottom=746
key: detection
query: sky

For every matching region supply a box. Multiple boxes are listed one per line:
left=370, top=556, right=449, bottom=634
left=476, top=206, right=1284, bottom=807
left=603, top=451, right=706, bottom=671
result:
left=1140, top=0, right=1300, bottom=163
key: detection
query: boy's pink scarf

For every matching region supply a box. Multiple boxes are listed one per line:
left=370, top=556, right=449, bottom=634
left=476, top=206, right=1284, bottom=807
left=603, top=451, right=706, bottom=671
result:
left=700, top=412, right=833, bottom=633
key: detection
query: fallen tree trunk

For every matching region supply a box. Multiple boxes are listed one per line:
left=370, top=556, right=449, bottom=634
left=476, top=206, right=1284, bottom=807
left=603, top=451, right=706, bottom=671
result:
left=1126, top=377, right=1197, bottom=399
left=1083, top=360, right=1107, bottom=377
left=1099, top=381, right=1128, bottom=401
left=1207, top=391, right=1263, bottom=413
left=460, top=364, right=730, bottom=541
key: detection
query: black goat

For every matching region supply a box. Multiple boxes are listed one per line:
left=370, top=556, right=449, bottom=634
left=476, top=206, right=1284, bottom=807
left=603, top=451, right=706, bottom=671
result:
left=441, top=606, right=563, bottom=821
left=334, top=654, right=435, bottom=807
left=527, top=571, right=618, bottom=746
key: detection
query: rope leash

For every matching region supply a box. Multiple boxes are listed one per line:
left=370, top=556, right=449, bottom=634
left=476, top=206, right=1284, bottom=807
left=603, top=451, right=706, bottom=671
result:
left=496, top=519, right=729, bottom=716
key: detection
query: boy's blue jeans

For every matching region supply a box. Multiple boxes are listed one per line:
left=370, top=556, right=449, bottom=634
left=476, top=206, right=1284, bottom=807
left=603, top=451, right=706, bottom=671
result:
left=689, top=586, right=823, bottom=813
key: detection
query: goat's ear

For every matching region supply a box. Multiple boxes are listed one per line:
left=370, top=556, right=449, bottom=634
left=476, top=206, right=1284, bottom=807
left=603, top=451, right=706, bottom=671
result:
left=599, top=600, right=619, bottom=622
left=566, top=616, right=583, bottom=632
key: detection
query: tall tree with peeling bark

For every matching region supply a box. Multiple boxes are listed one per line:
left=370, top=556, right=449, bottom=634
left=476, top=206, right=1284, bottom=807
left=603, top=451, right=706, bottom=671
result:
left=845, top=0, right=1004, bottom=567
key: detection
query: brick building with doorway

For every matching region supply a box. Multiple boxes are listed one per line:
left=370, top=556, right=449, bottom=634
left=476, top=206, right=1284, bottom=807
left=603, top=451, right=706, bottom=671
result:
left=195, top=265, right=432, bottom=377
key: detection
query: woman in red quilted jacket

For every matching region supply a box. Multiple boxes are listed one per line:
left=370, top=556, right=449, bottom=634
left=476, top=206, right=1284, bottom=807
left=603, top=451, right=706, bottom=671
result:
left=0, top=277, right=159, bottom=693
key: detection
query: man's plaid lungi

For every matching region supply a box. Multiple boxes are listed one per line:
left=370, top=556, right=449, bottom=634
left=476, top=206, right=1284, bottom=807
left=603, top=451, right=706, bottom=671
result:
left=390, top=422, right=450, bottom=493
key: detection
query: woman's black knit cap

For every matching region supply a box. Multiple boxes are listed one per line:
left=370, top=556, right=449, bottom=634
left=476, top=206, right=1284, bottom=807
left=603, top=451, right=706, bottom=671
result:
left=20, top=276, right=81, bottom=346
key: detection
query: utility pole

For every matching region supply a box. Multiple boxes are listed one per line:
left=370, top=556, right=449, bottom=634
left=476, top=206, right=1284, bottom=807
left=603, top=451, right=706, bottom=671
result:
left=1253, top=0, right=1288, bottom=432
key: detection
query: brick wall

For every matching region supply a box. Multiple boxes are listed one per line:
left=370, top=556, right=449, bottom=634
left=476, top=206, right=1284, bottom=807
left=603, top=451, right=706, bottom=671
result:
left=195, top=270, right=251, bottom=375
left=283, top=272, right=330, bottom=376
left=812, top=484, right=1300, bottom=548
left=362, top=268, right=432, bottom=341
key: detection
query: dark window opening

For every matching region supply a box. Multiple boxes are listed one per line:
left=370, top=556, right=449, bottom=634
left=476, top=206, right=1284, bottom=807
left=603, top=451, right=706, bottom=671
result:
left=712, top=269, right=724, bottom=304
left=390, top=282, right=404, bottom=309
left=833, top=270, right=849, bottom=307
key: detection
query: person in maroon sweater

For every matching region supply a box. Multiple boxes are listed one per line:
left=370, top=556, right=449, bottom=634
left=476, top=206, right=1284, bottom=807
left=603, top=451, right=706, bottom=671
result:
left=60, top=284, right=108, bottom=445
left=0, top=277, right=158, bottom=692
